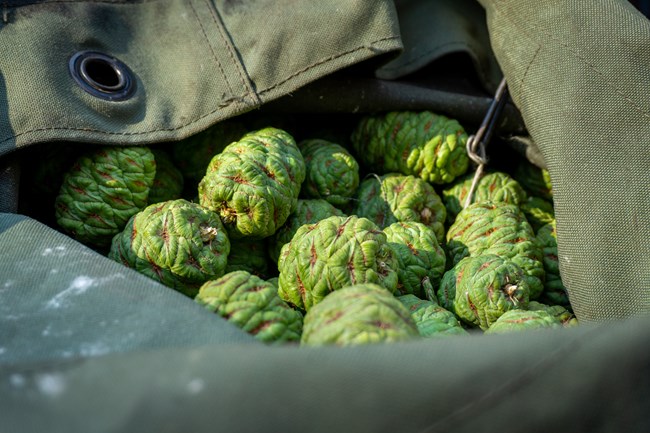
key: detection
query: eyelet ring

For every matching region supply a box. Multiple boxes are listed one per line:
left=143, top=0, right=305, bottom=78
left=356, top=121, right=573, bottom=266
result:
left=69, top=51, right=136, bottom=101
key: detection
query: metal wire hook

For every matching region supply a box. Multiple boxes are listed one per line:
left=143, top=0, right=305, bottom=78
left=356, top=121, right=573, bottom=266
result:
left=463, top=77, right=509, bottom=209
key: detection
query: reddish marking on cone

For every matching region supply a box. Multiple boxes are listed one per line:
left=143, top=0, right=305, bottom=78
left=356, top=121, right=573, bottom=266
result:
left=296, top=272, right=307, bottom=304
left=548, top=253, right=558, bottom=261
left=325, top=311, right=344, bottom=325
left=225, top=174, right=250, bottom=185
left=305, top=208, right=313, bottom=221
left=250, top=320, right=274, bottom=335
left=372, top=320, right=392, bottom=330
left=406, top=242, right=418, bottom=255
left=335, top=218, right=351, bottom=239
left=112, top=196, right=128, bottom=206
left=466, top=293, right=479, bottom=317
left=348, top=258, right=356, bottom=284
left=247, top=285, right=266, bottom=292
left=478, top=261, right=492, bottom=272
left=186, top=256, right=201, bottom=270
left=130, top=226, right=138, bottom=242
left=97, top=171, right=113, bottom=181
left=393, top=181, right=405, bottom=194
left=72, top=186, right=87, bottom=195
left=391, top=122, right=402, bottom=140
left=89, top=213, right=108, bottom=226
left=310, top=242, right=318, bottom=269
left=424, top=120, right=432, bottom=131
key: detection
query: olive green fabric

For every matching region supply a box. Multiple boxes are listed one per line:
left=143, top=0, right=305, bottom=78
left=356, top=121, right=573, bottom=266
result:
left=2, top=314, right=649, bottom=433
left=479, top=0, right=650, bottom=320
left=0, top=0, right=401, bottom=156
left=0, top=213, right=255, bottom=366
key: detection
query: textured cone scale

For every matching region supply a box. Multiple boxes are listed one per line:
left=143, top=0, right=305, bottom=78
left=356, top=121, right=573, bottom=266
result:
left=195, top=271, right=303, bottom=344
left=513, top=160, right=553, bottom=201
left=300, top=284, right=419, bottom=346
left=438, top=254, right=530, bottom=330
left=383, top=222, right=446, bottom=298
left=55, top=145, right=156, bottom=248
left=397, top=294, right=468, bottom=338
left=442, top=171, right=527, bottom=224
left=225, top=237, right=272, bottom=279
left=353, top=173, right=446, bottom=244
left=277, top=215, right=399, bottom=311
left=198, top=127, right=306, bottom=239
left=108, top=199, right=230, bottom=297
left=171, top=119, right=247, bottom=184
left=520, top=196, right=555, bottom=234
left=268, top=199, right=345, bottom=263
left=485, top=309, right=563, bottom=334
left=350, top=111, right=469, bottom=184
left=446, top=201, right=545, bottom=299
left=148, top=149, right=184, bottom=205
left=528, top=301, right=578, bottom=327
left=299, top=139, right=360, bottom=208
left=536, top=220, right=570, bottom=306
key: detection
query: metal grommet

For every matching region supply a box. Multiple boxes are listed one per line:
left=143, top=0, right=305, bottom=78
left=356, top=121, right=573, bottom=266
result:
left=69, top=51, right=136, bottom=101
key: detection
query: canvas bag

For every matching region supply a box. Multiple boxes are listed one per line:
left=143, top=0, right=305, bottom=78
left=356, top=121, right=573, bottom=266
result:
left=1, top=1, right=649, bottom=432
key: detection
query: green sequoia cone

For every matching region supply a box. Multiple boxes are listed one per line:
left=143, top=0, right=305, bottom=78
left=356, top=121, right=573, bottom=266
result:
left=528, top=301, right=578, bottom=327
left=268, top=199, right=345, bottom=263
left=171, top=119, right=247, bottom=185
left=512, top=160, right=553, bottom=201
left=536, top=220, right=570, bottom=306
left=397, top=295, right=468, bottom=338
left=198, top=127, right=306, bottom=239
left=520, top=196, right=555, bottom=234
left=108, top=199, right=230, bottom=297
left=437, top=254, right=530, bottom=330
left=442, top=171, right=527, bottom=224
left=383, top=222, right=446, bottom=298
left=353, top=173, right=446, bottom=244
left=148, top=149, right=184, bottom=205
left=278, top=215, right=399, bottom=311
left=195, top=271, right=303, bottom=344
left=446, top=201, right=545, bottom=299
left=225, top=237, right=272, bottom=279
left=350, top=111, right=469, bottom=184
left=299, top=138, right=360, bottom=208
left=55, top=146, right=156, bottom=248
left=485, top=309, right=563, bottom=334
left=301, top=284, right=419, bottom=346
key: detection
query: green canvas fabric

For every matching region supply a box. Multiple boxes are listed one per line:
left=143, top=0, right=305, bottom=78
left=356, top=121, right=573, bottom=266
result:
left=2, top=315, right=650, bottom=433
left=0, top=214, right=256, bottom=366
left=0, top=0, right=401, bottom=156
left=479, top=0, right=650, bottom=320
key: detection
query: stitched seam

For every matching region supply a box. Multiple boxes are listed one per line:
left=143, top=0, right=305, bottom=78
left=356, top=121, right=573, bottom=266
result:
left=0, top=36, right=400, bottom=145
left=188, top=0, right=234, bottom=98
left=0, top=98, right=250, bottom=145
left=257, top=35, right=401, bottom=95
left=7, top=0, right=155, bottom=6
left=205, top=0, right=258, bottom=105
left=417, top=325, right=600, bottom=433
left=491, top=0, right=650, bottom=120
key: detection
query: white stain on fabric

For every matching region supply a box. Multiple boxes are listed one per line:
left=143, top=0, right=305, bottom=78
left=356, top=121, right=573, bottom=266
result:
left=2, top=280, right=14, bottom=289
left=9, top=374, right=26, bottom=388
left=44, top=273, right=126, bottom=310
left=42, top=245, right=67, bottom=257
left=186, top=378, right=205, bottom=395
left=45, top=276, right=95, bottom=309
left=79, top=342, right=110, bottom=357
left=0, top=347, right=6, bottom=355
left=35, top=373, right=66, bottom=397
